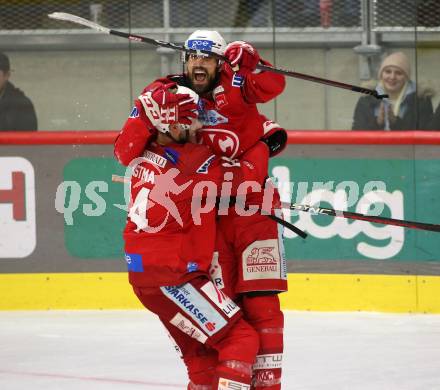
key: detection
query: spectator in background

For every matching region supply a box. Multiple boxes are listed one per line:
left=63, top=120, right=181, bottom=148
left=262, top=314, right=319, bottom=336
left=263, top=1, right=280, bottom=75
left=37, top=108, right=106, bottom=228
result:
left=352, top=52, right=434, bottom=130
left=0, top=52, right=37, bottom=131
left=233, top=0, right=267, bottom=27
left=417, top=0, right=440, bottom=28
left=428, top=103, right=440, bottom=130
left=320, top=0, right=333, bottom=28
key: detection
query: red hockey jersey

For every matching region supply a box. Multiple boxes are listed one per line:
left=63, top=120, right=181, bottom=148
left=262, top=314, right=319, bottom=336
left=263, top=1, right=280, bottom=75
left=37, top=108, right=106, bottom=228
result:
left=114, top=60, right=285, bottom=167
left=124, top=140, right=269, bottom=288
left=196, top=60, right=285, bottom=159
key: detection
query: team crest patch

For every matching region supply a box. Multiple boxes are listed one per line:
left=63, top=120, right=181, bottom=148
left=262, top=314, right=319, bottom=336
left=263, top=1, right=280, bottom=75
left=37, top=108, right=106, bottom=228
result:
left=200, top=128, right=239, bottom=158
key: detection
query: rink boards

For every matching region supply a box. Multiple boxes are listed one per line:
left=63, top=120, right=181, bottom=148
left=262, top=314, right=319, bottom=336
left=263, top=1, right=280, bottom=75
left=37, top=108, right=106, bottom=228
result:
left=0, top=132, right=439, bottom=312
left=1, top=272, right=439, bottom=313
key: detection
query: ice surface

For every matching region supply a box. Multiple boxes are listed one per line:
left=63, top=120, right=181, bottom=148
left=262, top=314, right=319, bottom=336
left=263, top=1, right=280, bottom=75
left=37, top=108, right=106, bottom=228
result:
left=0, top=310, right=439, bottom=390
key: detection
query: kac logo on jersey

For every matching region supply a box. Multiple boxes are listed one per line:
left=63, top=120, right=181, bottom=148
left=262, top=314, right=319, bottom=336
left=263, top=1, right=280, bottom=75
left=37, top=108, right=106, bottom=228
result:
left=232, top=74, right=244, bottom=87
left=201, top=129, right=240, bottom=158
left=129, top=106, right=139, bottom=118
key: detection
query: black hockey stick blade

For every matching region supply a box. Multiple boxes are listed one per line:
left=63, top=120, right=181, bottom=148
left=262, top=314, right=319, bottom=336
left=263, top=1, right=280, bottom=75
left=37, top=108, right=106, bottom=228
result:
left=267, top=214, right=307, bottom=239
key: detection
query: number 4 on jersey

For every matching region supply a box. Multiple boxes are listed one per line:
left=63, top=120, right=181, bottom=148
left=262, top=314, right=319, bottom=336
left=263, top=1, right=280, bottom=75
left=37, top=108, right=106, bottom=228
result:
left=128, top=187, right=150, bottom=232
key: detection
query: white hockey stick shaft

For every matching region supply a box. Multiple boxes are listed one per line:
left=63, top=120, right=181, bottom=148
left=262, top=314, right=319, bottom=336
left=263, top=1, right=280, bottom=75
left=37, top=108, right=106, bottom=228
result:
left=48, top=12, right=110, bottom=33
left=112, top=174, right=129, bottom=184
left=48, top=12, right=202, bottom=57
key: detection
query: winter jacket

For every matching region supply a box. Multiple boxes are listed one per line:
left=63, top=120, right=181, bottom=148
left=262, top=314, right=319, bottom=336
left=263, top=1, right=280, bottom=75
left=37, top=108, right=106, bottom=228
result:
left=0, top=81, right=37, bottom=131
left=352, top=81, right=434, bottom=130
left=427, top=103, right=440, bottom=130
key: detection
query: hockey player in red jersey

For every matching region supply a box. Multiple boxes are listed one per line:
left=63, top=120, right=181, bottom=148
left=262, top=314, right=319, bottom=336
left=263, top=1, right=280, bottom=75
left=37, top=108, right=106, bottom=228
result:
left=123, top=84, right=274, bottom=389
left=186, top=31, right=287, bottom=390
left=115, top=31, right=288, bottom=390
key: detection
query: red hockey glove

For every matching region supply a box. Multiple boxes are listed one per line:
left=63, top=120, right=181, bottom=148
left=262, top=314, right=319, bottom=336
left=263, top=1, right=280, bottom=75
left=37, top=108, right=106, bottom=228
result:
left=260, top=121, right=287, bottom=157
left=138, top=82, right=198, bottom=133
left=224, top=41, right=260, bottom=76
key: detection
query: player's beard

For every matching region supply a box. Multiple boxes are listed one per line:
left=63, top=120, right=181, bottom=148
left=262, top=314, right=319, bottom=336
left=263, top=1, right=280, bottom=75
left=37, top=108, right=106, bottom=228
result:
left=187, top=67, right=217, bottom=95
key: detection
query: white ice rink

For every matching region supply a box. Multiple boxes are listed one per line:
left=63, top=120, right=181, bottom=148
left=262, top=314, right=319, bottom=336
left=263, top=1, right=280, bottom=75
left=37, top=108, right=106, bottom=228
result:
left=1, top=310, right=439, bottom=390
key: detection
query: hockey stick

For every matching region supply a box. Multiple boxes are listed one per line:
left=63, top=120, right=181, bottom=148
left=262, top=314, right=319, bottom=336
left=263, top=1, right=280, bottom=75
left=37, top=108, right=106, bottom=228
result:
left=113, top=174, right=440, bottom=233
left=112, top=174, right=128, bottom=184
left=48, top=12, right=387, bottom=100
left=110, top=174, right=307, bottom=238
left=256, top=63, right=387, bottom=99
left=282, top=202, right=440, bottom=233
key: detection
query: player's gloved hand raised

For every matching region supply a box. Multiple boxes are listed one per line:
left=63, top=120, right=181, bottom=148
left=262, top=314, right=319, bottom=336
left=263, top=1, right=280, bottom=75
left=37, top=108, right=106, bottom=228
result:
left=224, top=41, right=260, bottom=76
left=260, top=121, right=287, bottom=157
left=138, top=82, right=198, bottom=133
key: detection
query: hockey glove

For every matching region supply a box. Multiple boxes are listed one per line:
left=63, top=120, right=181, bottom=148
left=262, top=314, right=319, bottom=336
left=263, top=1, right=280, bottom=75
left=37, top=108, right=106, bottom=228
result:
left=138, top=82, right=198, bottom=133
left=260, top=121, right=287, bottom=157
left=224, top=41, right=260, bottom=76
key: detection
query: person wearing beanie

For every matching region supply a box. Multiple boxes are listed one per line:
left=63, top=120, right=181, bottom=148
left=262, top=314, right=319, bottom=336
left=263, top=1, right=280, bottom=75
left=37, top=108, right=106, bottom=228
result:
left=352, top=51, right=434, bottom=130
left=0, top=52, right=38, bottom=131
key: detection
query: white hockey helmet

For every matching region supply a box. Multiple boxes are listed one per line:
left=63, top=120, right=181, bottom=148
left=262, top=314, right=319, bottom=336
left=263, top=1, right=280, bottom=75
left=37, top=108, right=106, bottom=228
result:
left=183, top=30, right=227, bottom=62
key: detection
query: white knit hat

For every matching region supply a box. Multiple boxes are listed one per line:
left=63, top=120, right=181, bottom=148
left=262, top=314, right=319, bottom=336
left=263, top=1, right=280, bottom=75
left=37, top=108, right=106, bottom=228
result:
left=378, top=52, right=411, bottom=80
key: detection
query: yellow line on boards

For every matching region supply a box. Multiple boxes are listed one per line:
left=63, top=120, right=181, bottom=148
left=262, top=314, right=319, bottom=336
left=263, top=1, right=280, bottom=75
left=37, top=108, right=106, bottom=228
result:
left=0, top=273, right=439, bottom=313
left=0, top=273, right=143, bottom=310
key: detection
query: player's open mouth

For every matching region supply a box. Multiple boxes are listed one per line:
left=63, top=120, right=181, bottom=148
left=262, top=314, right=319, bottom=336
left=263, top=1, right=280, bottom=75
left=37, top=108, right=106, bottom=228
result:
left=193, top=69, right=207, bottom=83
